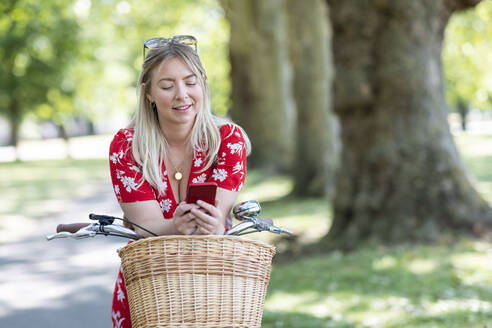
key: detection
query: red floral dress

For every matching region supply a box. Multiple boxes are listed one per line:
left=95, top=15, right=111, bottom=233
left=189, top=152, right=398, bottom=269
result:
left=108, top=123, right=247, bottom=328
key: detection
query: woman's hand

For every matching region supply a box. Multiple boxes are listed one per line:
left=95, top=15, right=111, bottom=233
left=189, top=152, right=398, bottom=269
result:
left=191, top=200, right=225, bottom=235
left=173, top=202, right=200, bottom=235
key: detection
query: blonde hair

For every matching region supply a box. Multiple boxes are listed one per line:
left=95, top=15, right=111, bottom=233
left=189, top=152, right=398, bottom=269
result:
left=130, top=41, right=251, bottom=196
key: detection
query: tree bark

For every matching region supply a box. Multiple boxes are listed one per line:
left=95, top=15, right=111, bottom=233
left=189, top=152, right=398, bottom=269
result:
left=323, top=0, right=491, bottom=249
left=286, top=0, right=340, bottom=197
left=221, top=0, right=296, bottom=173
left=7, top=96, right=20, bottom=148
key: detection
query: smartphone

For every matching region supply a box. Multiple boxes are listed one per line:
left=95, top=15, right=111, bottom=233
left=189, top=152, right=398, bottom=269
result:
left=185, top=182, right=217, bottom=205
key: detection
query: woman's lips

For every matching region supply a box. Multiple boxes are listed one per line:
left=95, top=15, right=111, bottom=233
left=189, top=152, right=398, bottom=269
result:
left=173, top=104, right=192, bottom=112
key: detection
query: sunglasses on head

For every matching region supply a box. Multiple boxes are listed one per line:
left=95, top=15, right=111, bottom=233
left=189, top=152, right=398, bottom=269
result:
left=143, top=35, right=197, bottom=59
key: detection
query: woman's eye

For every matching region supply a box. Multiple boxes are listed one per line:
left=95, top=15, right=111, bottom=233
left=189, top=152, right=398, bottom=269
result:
left=162, top=85, right=173, bottom=90
left=186, top=82, right=196, bottom=86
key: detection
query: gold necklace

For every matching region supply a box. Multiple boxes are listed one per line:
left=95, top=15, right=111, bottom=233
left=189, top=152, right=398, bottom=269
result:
left=167, top=148, right=190, bottom=181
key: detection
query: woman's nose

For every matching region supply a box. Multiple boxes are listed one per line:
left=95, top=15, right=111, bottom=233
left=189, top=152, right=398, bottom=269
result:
left=175, top=83, right=188, bottom=100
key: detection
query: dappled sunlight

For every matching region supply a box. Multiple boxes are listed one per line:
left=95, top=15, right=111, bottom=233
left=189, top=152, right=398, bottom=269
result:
left=372, top=255, right=398, bottom=270
left=239, top=176, right=293, bottom=203
left=265, top=287, right=492, bottom=327
left=451, top=251, right=492, bottom=286
left=426, top=298, right=491, bottom=316
left=263, top=239, right=492, bottom=327
left=407, top=258, right=439, bottom=275
left=454, top=133, right=492, bottom=158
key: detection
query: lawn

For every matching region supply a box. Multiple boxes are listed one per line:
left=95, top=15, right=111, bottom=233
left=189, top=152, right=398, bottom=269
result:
left=0, top=132, right=491, bottom=327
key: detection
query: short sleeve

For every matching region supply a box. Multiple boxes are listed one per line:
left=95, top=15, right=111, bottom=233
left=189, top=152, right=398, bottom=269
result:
left=109, top=129, right=157, bottom=203
left=208, top=124, right=247, bottom=191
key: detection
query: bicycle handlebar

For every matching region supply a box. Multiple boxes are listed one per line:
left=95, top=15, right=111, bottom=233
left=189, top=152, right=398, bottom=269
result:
left=57, top=223, right=90, bottom=233
left=47, top=222, right=140, bottom=241
left=47, top=200, right=292, bottom=242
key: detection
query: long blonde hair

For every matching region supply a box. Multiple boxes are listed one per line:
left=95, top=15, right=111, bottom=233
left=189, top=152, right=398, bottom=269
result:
left=130, top=41, right=250, bottom=196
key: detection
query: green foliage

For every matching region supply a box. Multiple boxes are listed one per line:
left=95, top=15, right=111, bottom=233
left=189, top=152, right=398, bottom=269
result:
left=443, top=1, right=492, bottom=110
left=70, top=0, right=231, bottom=124
left=0, top=0, right=230, bottom=145
left=0, top=0, right=81, bottom=143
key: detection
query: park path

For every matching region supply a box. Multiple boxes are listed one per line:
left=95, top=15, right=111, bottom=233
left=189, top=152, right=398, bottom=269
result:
left=0, top=182, right=124, bottom=328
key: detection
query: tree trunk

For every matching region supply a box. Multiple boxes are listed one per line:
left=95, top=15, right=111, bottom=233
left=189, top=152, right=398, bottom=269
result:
left=457, top=98, right=468, bottom=131
left=323, top=0, right=491, bottom=249
left=221, top=0, right=296, bottom=173
left=7, top=97, right=21, bottom=148
left=286, top=0, right=340, bottom=197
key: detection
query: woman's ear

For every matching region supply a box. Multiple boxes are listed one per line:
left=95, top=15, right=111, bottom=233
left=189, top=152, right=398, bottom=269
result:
left=142, top=83, right=153, bottom=103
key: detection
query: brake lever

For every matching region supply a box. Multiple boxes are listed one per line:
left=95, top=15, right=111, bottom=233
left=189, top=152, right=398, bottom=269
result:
left=226, top=221, right=256, bottom=235
left=46, top=224, right=97, bottom=241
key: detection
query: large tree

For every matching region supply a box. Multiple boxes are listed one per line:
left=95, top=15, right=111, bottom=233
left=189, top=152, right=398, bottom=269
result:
left=323, top=0, right=492, bottom=249
left=286, top=0, right=340, bottom=197
left=221, top=0, right=296, bottom=173
left=0, top=0, right=80, bottom=147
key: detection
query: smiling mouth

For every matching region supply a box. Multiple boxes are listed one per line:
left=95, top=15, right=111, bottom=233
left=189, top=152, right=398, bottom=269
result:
left=173, top=104, right=192, bottom=111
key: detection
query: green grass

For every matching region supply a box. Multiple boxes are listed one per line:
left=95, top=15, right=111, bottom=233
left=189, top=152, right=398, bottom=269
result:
left=263, top=240, right=492, bottom=327
left=0, top=158, right=109, bottom=221
left=1, top=132, right=491, bottom=327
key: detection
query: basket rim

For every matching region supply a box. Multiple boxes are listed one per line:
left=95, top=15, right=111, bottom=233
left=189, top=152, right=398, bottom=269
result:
left=117, top=234, right=276, bottom=256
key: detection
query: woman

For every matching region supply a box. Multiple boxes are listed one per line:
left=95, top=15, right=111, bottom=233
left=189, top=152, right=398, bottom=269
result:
left=108, top=35, right=250, bottom=328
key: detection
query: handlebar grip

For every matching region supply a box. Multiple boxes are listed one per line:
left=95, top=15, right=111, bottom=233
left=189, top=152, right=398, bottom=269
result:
left=56, top=223, right=91, bottom=233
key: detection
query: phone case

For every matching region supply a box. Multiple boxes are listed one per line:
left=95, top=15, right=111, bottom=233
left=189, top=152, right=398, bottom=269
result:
left=185, top=182, right=217, bottom=205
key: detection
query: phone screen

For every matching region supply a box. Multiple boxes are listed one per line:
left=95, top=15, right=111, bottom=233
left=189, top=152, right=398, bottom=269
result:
left=185, top=182, right=217, bottom=205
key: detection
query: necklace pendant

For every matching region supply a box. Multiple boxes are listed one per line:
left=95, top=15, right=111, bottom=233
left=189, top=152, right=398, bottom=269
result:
left=174, top=171, right=183, bottom=181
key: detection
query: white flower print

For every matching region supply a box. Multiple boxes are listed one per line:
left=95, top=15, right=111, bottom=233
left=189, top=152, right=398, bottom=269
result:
left=159, top=199, right=172, bottom=213
left=232, top=161, right=244, bottom=176
left=116, top=275, right=125, bottom=302
left=212, top=168, right=228, bottom=182
left=110, top=150, right=125, bottom=164
left=227, top=142, right=244, bottom=157
left=194, top=157, right=203, bottom=167
left=216, top=156, right=226, bottom=166
left=116, top=168, right=139, bottom=193
left=121, top=175, right=138, bottom=192
left=192, top=173, right=207, bottom=184
left=232, top=182, right=244, bottom=192
left=114, top=185, right=122, bottom=202
left=112, top=310, right=126, bottom=328
left=122, top=129, right=133, bottom=142
left=129, top=164, right=140, bottom=172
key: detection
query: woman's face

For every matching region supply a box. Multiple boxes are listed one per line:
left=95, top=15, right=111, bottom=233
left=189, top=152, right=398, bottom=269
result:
left=146, top=56, right=203, bottom=127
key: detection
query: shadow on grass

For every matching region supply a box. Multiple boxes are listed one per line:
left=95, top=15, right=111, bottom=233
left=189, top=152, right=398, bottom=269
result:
left=262, top=309, right=355, bottom=328
left=386, top=309, right=492, bottom=328
left=265, top=241, right=492, bottom=327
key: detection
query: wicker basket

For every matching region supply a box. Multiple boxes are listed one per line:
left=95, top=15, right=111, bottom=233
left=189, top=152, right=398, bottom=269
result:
left=117, top=235, right=276, bottom=328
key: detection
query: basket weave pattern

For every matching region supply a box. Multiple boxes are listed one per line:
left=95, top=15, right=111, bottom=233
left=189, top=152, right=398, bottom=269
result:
left=118, top=235, right=276, bottom=328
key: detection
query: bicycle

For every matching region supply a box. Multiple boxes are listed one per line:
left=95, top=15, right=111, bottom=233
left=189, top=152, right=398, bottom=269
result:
left=47, top=200, right=292, bottom=327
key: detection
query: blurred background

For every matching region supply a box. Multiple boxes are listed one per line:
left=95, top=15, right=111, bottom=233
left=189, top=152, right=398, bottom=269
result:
left=1, top=0, right=491, bottom=327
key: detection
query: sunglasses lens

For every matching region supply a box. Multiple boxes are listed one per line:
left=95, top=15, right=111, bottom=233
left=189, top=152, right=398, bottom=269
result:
left=172, top=35, right=197, bottom=50
left=144, top=38, right=166, bottom=49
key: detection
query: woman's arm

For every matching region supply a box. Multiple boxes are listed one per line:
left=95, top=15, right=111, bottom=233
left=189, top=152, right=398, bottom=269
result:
left=120, top=200, right=200, bottom=237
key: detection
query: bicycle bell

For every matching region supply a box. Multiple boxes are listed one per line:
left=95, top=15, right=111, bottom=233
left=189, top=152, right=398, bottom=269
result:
left=233, top=200, right=261, bottom=221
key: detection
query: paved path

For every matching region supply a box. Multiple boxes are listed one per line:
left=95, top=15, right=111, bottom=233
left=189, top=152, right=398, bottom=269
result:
left=0, top=183, right=123, bottom=328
